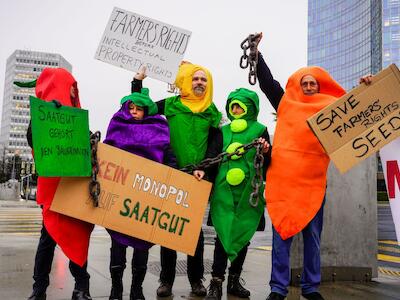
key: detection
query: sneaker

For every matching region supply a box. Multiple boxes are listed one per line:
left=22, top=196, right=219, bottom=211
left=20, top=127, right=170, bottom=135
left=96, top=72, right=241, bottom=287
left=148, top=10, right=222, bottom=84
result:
left=156, top=282, right=172, bottom=297
left=205, top=278, right=223, bottom=300
left=27, top=293, right=46, bottom=300
left=227, top=274, right=250, bottom=298
left=266, top=292, right=286, bottom=300
left=301, top=292, right=325, bottom=300
left=71, top=289, right=92, bottom=300
left=190, top=280, right=207, bottom=296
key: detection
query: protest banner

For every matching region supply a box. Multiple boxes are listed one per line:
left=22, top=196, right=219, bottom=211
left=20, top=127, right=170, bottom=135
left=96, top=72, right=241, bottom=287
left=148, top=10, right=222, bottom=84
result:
left=380, top=140, right=400, bottom=244
left=95, top=7, right=191, bottom=83
left=307, top=64, right=400, bottom=173
left=50, top=143, right=212, bottom=256
left=30, top=96, right=91, bottom=176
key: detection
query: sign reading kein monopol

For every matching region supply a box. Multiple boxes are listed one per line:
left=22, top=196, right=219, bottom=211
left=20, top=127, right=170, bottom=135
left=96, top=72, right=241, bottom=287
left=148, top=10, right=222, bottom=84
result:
left=95, top=7, right=191, bottom=83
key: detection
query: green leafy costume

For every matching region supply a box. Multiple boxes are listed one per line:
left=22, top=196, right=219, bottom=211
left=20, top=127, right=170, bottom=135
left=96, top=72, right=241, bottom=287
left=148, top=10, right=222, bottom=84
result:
left=164, top=95, right=221, bottom=168
left=211, top=88, right=266, bottom=261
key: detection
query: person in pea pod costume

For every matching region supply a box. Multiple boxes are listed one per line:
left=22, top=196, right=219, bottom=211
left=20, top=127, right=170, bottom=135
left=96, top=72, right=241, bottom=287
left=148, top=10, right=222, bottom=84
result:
left=196, top=88, right=271, bottom=300
left=131, top=64, right=222, bottom=297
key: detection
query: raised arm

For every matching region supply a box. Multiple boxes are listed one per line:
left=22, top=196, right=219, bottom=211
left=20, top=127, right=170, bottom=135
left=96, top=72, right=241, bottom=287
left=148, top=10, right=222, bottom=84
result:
left=253, top=33, right=284, bottom=111
left=130, top=66, right=166, bottom=114
left=257, top=53, right=284, bottom=111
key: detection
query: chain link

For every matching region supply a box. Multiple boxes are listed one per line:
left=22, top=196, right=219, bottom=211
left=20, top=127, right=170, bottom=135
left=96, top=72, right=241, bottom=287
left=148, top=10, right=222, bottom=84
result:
left=180, top=139, right=265, bottom=207
left=89, top=131, right=101, bottom=207
left=249, top=142, right=264, bottom=207
left=240, top=33, right=261, bottom=85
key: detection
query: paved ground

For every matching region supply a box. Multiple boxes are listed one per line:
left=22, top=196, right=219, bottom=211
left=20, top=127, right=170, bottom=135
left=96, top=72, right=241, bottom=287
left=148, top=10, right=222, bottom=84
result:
left=1, top=200, right=400, bottom=299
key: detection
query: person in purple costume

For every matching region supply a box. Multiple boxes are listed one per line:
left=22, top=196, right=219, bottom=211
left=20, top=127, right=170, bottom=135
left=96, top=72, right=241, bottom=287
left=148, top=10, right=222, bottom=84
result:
left=103, top=85, right=178, bottom=300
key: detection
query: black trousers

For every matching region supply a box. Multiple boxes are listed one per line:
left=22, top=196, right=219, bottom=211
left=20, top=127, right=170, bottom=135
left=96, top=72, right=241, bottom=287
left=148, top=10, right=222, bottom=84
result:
left=109, top=238, right=149, bottom=273
left=159, top=229, right=204, bottom=285
left=211, top=236, right=249, bottom=279
left=32, top=224, right=90, bottom=295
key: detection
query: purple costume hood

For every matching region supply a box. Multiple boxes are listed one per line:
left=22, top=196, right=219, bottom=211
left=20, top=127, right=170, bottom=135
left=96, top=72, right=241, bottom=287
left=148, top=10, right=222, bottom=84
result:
left=104, top=100, right=170, bottom=249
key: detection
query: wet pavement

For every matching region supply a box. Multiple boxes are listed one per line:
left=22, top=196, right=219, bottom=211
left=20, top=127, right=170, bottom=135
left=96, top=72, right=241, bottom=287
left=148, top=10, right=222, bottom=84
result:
left=1, top=200, right=400, bottom=299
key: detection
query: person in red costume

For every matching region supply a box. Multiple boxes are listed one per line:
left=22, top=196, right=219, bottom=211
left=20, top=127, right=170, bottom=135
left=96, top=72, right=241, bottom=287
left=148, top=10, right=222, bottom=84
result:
left=23, top=68, right=94, bottom=300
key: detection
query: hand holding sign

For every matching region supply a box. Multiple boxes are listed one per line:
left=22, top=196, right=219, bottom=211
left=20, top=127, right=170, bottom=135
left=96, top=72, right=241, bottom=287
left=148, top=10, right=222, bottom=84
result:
left=307, top=64, right=400, bottom=173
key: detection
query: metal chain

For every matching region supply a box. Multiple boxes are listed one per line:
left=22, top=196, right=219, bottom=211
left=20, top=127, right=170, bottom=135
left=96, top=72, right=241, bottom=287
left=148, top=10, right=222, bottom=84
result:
left=89, top=131, right=101, bottom=207
left=249, top=142, right=264, bottom=208
left=240, top=33, right=261, bottom=85
left=180, top=139, right=265, bottom=207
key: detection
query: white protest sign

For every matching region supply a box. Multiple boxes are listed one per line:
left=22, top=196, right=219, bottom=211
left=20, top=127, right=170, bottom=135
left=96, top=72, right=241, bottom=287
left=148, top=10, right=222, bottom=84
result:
left=95, top=7, right=191, bottom=83
left=380, top=139, right=400, bottom=244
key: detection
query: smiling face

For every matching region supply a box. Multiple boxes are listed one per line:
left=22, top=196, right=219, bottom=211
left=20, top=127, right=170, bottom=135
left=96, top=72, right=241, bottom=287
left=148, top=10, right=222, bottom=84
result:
left=301, top=75, right=319, bottom=95
left=192, top=70, right=207, bottom=97
left=128, top=102, right=145, bottom=120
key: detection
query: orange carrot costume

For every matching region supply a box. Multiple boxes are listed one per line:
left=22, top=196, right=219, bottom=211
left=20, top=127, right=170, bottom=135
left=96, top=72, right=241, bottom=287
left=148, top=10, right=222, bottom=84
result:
left=265, top=66, right=345, bottom=240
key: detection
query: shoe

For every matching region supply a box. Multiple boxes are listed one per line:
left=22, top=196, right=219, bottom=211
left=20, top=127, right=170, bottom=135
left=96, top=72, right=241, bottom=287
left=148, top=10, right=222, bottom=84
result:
left=71, top=289, right=92, bottom=300
left=266, top=292, right=286, bottom=300
left=27, top=293, right=46, bottom=300
left=130, top=286, right=145, bottom=300
left=156, top=282, right=172, bottom=297
left=190, top=280, right=207, bottom=296
left=227, top=274, right=250, bottom=298
left=302, top=292, right=325, bottom=300
left=130, top=267, right=146, bottom=300
left=109, top=269, right=123, bottom=300
left=205, top=277, right=223, bottom=300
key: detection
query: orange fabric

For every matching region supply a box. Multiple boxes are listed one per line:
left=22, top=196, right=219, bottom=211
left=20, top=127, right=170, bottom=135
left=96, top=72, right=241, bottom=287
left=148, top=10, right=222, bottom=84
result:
left=35, top=68, right=93, bottom=266
left=265, top=66, right=345, bottom=240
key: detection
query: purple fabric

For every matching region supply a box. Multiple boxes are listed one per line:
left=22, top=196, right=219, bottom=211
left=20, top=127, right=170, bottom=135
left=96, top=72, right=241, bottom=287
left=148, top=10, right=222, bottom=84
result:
left=104, top=101, right=170, bottom=249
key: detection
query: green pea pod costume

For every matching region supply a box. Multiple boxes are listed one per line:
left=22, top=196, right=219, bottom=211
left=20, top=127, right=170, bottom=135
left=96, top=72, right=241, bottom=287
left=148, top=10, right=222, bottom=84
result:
left=211, top=88, right=266, bottom=261
left=164, top=95, right=221, bottom=168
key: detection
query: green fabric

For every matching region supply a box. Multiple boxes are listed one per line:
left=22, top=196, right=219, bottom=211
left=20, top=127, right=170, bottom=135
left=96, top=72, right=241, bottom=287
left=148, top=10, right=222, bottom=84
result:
left=230, top=119, right=248, bottom=133
left=14, top=80, right=37, bottom=88
left=164, top=96, right=222, bottom=168
left=211, top=88, right=265, bottom=261
left=120, top=88, right=158, bottom=115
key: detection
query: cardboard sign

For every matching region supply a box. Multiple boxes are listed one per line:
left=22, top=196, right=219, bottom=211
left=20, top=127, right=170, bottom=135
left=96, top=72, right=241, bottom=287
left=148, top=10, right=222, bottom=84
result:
left=307, top=64, right=400, bottom=173
left=30, top=96, right=91, bottom=177
left=50, top=143, right=212, bottom=255
left=95, top=7, right=191, bottom=83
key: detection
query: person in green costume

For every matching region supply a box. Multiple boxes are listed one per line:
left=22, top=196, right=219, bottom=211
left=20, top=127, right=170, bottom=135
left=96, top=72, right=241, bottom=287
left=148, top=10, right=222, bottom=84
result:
left=195, top=88, right=271, bottom=300
left=131, top=64, right=222, bottom=298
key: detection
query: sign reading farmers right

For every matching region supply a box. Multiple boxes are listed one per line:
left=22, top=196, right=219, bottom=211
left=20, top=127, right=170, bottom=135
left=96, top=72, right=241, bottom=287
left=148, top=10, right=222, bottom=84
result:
left=95, top=7, right=191, bottom=83
left=308, top=64, right=400, bottom=173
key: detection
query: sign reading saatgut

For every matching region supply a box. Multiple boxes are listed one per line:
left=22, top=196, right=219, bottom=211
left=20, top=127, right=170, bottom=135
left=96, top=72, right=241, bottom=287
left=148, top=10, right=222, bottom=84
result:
left=95, top=7, right=191, bottom=83
left=30, top=96, right=91, bottom=177
left=50, top=143, right=212, bottom=256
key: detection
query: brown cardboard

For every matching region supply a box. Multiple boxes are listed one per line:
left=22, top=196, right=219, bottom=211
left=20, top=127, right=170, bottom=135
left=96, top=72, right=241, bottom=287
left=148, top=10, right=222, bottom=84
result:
left=307, top=64, right=400, bottom=173
left=50, top=143, right=212, bottom=256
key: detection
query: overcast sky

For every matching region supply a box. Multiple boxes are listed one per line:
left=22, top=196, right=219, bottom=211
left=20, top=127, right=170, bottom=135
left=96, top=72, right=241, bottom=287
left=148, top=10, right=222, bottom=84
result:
left=0, top=0, right=308, bottom=136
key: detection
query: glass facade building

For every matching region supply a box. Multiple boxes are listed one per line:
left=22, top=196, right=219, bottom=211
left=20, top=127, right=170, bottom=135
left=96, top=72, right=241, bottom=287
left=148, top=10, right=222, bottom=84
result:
left=383, top=0, right=400, bottom=68
left=308, top=0, right=382, bottom=91
left=0, top=50, right=72, bottom=160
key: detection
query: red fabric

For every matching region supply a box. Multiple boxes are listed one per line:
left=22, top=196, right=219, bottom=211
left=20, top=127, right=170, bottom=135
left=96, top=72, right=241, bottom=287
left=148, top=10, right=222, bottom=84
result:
left=35, top=68, right=93, bottom=266
left=265, top=66, right=345, bottom=240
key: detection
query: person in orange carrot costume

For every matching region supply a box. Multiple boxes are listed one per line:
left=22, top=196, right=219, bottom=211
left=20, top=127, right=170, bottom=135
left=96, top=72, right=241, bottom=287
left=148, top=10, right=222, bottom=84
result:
left=19, top=68, right=94, bottom=300
left=254, top=34, right=345, bottom=300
